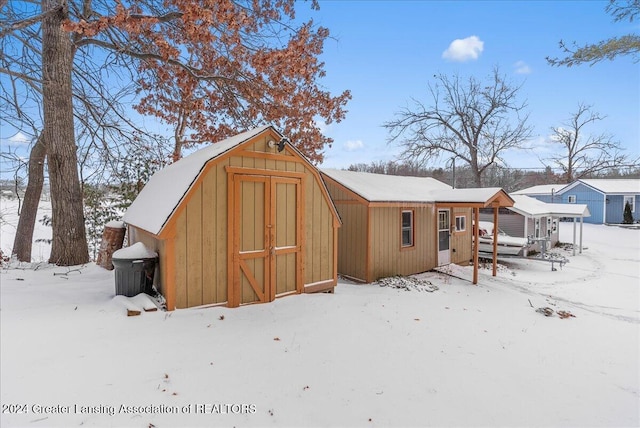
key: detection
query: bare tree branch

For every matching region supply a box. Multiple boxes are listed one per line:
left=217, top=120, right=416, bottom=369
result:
left=0, top=5, right=63, bottom=37
left=384, top=68, right=532, bottom=187
left=543, top=103, right=639, bottom=180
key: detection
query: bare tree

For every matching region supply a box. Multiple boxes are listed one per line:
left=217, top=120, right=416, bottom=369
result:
left=384, top=68, right=532, bottom=187
left=547, top=0, right=640, bottom=66
left=11, top=135, right=46, bottom=262
left=1, top=6, right=159, bottom=262
left=543, top=103, right=638, bottom=181
left=40, top=0, right=90, bottom=265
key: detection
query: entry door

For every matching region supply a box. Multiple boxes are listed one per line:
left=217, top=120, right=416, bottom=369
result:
left=233, top=175, right=301, bottom=305
left=438, top=209, right=451, bottom=266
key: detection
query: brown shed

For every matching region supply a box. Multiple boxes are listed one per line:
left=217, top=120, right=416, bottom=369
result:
left=123, top=126, right=340, bottom=310
left=320, top=169, right=514, bottom=283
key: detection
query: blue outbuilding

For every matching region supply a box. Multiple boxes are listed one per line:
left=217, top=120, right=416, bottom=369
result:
left=515, top=179, right=640, bottom=224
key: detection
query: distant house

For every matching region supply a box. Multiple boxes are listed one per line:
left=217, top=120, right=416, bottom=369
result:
left=480, top=195, right=590, bottom=254
left=320, top=169, right=514, bottom=283
left=514, top=179, right=639, bottom=224
left=123, top=126, right=340, bottom=310
left=512, top=184, right=567, bottom=203
left=555, top=179, right=639, bottom=224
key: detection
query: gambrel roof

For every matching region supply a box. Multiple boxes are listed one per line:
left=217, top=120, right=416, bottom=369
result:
left=124, top=126, right=278, bottom=235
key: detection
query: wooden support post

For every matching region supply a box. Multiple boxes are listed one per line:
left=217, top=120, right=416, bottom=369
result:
left=473, top=207, right=479, bottom=285
left=492, top=205, right=498, bottom=277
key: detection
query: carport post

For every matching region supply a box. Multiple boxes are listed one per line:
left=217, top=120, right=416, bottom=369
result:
left=580, top=216, right=584, bottom=254
left=572, top=217, right=577, bottom=256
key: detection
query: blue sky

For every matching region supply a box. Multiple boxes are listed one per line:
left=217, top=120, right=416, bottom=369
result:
left=1, top=0, right=638, bottom=178
left=300, top=0, right=640, bottom=171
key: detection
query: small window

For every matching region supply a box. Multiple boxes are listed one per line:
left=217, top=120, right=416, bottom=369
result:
left=401, top=210, right=414, bottom=247
left=455, top=215, right=466, bottom=232
left=568, top=195, right=577, bottom=203
left=535, top=218, right=541, bottom=238
left=624, top=195, right=635, bottom=213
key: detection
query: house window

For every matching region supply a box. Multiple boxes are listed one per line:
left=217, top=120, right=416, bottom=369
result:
left=535, top=218, right=541, bottom=238
left=568, top=195, right=577, bottom=203
left=624, top=196, right=635, bottom=212
left=455, top=215, right=466, bottom=232
left=401, top=210, right=414, bottom=247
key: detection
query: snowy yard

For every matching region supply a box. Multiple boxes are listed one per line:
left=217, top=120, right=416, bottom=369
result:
left=1, top=197, right=638, bottom=427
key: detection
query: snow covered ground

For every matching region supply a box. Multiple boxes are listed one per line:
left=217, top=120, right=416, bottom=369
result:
left=1, top=197, right=638, bottom=427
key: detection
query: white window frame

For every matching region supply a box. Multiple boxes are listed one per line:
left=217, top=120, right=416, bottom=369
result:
left=624, top=195, right=635, bottom=213
left=455, top=215, right=466, bottom=232
left=568, top=195, right=577, bottom=203
left=401, top=210, right=414, bottom=248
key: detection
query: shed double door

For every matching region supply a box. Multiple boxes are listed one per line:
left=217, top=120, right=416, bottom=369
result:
left=232, top=175, right=302, bottom=306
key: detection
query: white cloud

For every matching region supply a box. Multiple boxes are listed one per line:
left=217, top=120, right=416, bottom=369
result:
left=8, top=131, right=30, bottom=144
left=513, top=60, right=532, bottom=74
left=344, top=139, right=364, bottom=151
left=442, top=36, right=484, bottom=62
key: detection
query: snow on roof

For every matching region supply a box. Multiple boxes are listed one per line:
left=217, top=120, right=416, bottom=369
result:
left=565, top=179, right=640, bottom=194
left=430, top=187, right=509, bottom=204
left=123, top=125, right=278, bottom=235
left=509, top=195, right=590, bottom=218
left=321, top=168, right=451, bottom=202
left=512, top=184, right=567, bottom=195
left=321, top=169, right=509, bottom=205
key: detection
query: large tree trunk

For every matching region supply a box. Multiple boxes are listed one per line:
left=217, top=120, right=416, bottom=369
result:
left=42, top=0, right=89, bottom=266
left=12, top=135, right=47, bottom=262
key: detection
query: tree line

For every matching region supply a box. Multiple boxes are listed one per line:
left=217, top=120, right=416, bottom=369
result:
left=346, top=160, right=640, bottom=193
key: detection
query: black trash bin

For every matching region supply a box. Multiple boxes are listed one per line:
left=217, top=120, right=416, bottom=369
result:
left=112, top=242, right=158, bottom=297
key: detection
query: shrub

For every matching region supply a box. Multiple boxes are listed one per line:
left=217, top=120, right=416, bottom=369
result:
left=623, top=201, right=634, bottom=224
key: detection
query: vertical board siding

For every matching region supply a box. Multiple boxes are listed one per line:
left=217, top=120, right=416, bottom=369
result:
left=451, top=208, right=472, bottom=264
left=302, top=169, right=336, bottom=285
left=186, top=186, right=203, bottom=307
left=306, top=172, right=318, bottom=282
left=336, top=202, right=367, bottom=281
left=369, top=207, right=396, bottom=279
left=215, top=161, right=228, bottom=303
left=142, top=130, right=337, bottom=308
left=323, top=179, right=367, bottom=281
left=201, top=167, right=218, bottom=305
left=369, top=205, right=436, bottom=281
left=605, top=195, right=640, bottom=224
left=561, top=183, right=604, bottom=223
left=174, top=210, right=188, bottom=308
